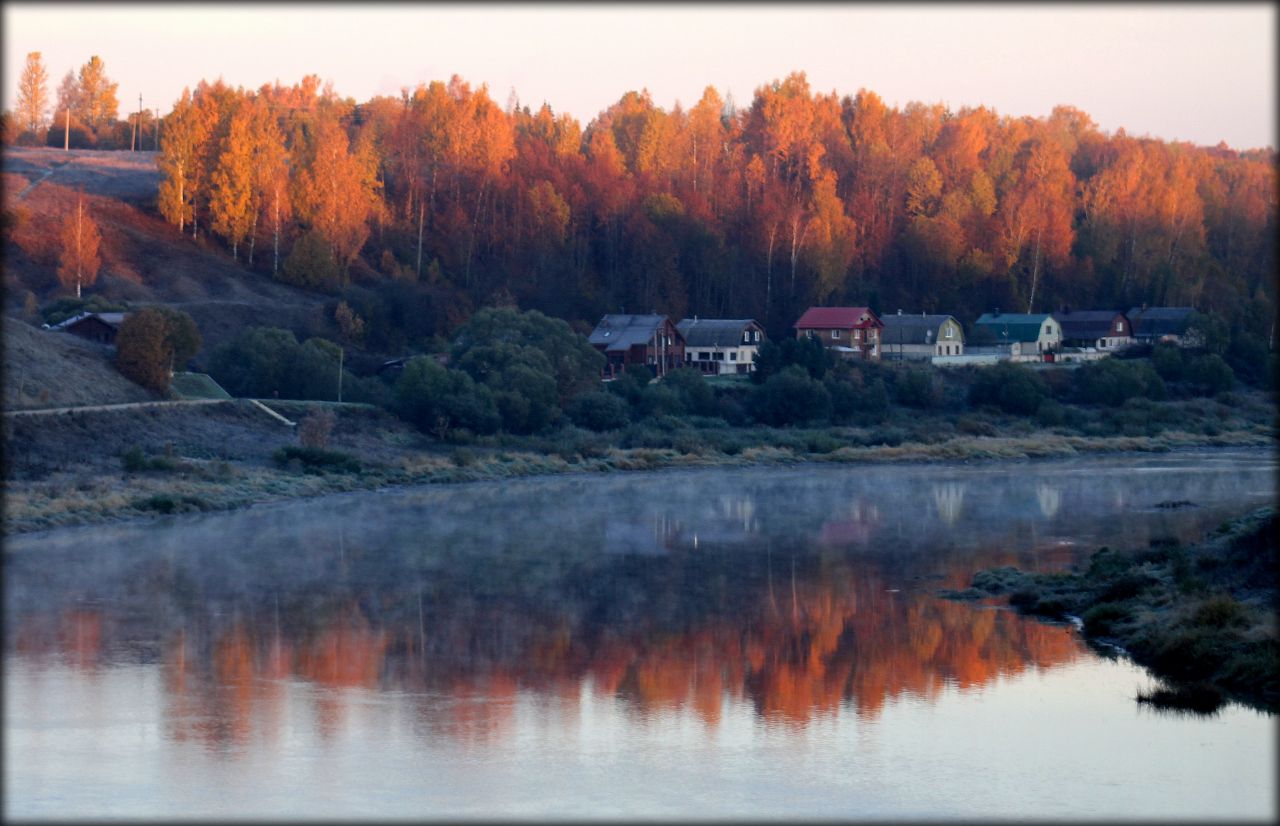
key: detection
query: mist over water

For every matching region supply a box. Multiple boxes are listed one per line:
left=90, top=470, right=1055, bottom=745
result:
left=5, top=449, right=1277, bottom=819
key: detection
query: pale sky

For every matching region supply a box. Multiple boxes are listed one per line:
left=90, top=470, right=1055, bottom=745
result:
left=4, top=3, right=1276, bottom=150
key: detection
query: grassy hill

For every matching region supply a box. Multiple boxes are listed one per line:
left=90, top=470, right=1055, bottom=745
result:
left=3, top=147, right=335, bottom=362
left=3, top=317, right=152, bottom=409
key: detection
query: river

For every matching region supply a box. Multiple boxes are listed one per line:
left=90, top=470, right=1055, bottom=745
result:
left=4, top=448, right=1276, bottom=820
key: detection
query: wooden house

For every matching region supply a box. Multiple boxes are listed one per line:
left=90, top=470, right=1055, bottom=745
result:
left=881, top=312, right=965, bottom=360
left=793, top=307, right=884, bottom=361
left=1052, top=309, right=1133, bottom=351
left=588, top=314, right=685, bottom=379
left=676, top=318, right=765, bottom=375
left=52, top=312, right=127, bottom=345
left=973, top=312, right=1061, bottom=360
left=1126, top=306, right=1195, bottom=345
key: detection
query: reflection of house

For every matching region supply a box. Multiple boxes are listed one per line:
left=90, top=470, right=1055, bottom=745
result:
left=881, top=312, right=965, bottom=361
left=1052, top=309, right=1133, bottom=351
left=818, top=501, right=880, bottom=546
left=972, top=312, right=1061, bottom=361
left=589, top=314, right=685, bottom=379
left=794, top=306, right=883, bottom=361
left=932, top=482, right=967, bottom=527
left=676, top=318, right=765, bottom=375
left=1126, top=306, right=1195, bottom=345
left=52, top=311, right=128, bottom=345
left=1036, top=483, right=1062, bottom=518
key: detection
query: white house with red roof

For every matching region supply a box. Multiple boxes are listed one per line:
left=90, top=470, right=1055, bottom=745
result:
left=793, top=306, right=884, bottom=361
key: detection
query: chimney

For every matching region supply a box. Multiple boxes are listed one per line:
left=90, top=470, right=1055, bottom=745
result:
left=897, top=309, right=902, bottom=315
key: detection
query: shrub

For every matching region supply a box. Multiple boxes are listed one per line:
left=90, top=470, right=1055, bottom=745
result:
left=272, top=445, right=360, bottom=474
left=115, top=307, right=202, bottom=394
left=662, top=368, right=716, bottom=416
left=565, top=391, right=630, bottom=431
left=1151, top=343, right=1184, bottom=382
left=297, top=409, right=336, bottom=449
left=1185, top=354, right=1235, bottom=396
left=894, top=366, right=941, bottom=409
left=1072, top=359, right=1165, bottom=406
left=1082, top=602, right=1132, bottom=636
left=751, top=366, right=832, bottom=426
left=968, top=362, right=1046, bottom=415
left=393, top=356, right=500, bottom=439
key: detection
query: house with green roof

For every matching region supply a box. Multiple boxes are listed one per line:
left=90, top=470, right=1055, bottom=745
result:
left=972, top=312, right=1061, bottom=361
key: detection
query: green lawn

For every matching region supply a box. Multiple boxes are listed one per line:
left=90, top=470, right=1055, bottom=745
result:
left=170, top=372, right=232, bottom=400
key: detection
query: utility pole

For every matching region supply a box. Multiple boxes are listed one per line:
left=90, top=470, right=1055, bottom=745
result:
left=131, top=94, right=141, bottom=151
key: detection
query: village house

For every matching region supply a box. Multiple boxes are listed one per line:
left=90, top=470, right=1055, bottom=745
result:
left=50, top=311, right=128, bottom=345
left=793, top=306, right=884, bottom=361
left=972, top=312, right=1061, bottom=361
left=881, top=311, right=965, bottom=361
left=588, top=314, right=685, bottom=379
left=1126, top=306, right=1196, bottom=345
left=1052, top=309, right=1133, bottom=352
left=676, top=317, right=765, bottom=375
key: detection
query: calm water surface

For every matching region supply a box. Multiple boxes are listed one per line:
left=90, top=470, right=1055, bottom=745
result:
left=4, top=448, right=1276, bottom=820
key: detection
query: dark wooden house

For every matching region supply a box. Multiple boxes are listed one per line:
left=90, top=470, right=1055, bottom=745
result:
left=52, top=312, right=127, bottom=345
left=588, top=314, right=685, bottom=379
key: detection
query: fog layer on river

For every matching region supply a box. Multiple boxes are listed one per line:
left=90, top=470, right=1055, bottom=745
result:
left=5, top=449, right=1277, bottom=820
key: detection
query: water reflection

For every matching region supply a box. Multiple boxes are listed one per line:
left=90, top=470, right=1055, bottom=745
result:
left=5, top=451, right=1275, bottom=756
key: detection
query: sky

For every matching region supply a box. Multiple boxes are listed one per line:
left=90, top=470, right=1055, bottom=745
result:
left=4, top=3, right=1276, bottom=150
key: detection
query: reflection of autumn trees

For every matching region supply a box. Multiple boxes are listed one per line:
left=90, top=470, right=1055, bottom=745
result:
left=8, top=549, right=1080, bottom=748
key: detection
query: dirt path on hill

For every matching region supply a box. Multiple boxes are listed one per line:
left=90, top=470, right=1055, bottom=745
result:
left=15, top=161, right=68, bottom=200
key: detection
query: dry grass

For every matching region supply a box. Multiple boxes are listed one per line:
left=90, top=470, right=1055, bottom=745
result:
left=3, top=317, right=153, bottom=409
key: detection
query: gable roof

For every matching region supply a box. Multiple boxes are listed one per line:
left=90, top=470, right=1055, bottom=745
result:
left=588, top=314, right=675, bottom=352
left=1127, top=306, right=1194, bottom=337
left=881, top=314, right=962, bottom=345
left=794, top=307, right=882, bottom=330
left=974, top=313, right=1054, bottom=343
left=53, top=311, right=128, bottom=330
left=1053, top=310, right=1128, bottom=340
left=676, top=318, right=761, bottom=348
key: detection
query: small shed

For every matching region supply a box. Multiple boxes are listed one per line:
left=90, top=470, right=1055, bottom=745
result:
left=52, top=312, right=127, bottom=345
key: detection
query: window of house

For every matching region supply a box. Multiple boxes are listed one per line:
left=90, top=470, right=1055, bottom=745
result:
left=699, top=351, right=710, bottom=360
left=714, top=352, right=725, bottom=361
left=832, top=329, right=841, bottom=339
left=945, top=326, right=954, bottom=338
left=1116, top=321, right=1124, bottom=332
left=730, top=352, right=737, bottom=361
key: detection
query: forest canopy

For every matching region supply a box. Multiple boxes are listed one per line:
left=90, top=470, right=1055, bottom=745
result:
left=147, top=71, right=1275, bottom=345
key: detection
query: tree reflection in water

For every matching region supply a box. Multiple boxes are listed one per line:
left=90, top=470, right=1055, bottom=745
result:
left=6, top=453, right=1271, bottom=751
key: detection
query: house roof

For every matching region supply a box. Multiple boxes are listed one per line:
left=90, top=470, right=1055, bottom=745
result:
left=974, top=313, right=1053, bottom=343
left=1053, top=310, right=1127, bottom=340
left=881, top=314, right=962, bottom=345
left=53, top=311, right=127, bottom=330
left=675, top=318, right=761, bottom=348
left=794, top=307, right=881, bottom=330
left=1127, top=306, right=1194, bottom=337
left=588, top=314, right=674, bottom=353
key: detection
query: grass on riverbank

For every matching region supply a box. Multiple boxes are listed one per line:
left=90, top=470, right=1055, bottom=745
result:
left=942, top=507, right=1279, bottom=714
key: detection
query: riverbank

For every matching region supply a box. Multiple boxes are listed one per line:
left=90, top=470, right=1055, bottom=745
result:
left=943, top=507, right=1278, bottom=714
left=2, top=392, right=1273, bottom=534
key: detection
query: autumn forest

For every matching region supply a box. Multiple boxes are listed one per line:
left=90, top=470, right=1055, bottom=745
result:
left=116, top=68, right=1270, bottom=346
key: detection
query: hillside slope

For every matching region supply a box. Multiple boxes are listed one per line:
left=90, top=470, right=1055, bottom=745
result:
left=3, top=147, right=334, bottom=359
left=3, top=317, right=152, bottom=409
